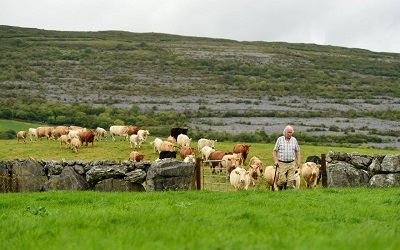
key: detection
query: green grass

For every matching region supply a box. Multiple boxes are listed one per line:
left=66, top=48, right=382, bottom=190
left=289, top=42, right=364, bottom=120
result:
left=0, top=119, right=46, bottom=133
left=1, top=189, right=399, bottom=249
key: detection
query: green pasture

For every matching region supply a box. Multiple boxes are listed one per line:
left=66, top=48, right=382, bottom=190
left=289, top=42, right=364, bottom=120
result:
left=1, top=189, right=399, bottom=250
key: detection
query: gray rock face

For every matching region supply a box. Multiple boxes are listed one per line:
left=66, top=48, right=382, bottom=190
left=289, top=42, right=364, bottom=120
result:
left=369, top=173, right=400, bottom=187
left=146, top=159, right=195, bottom=191
left=94, top=178, right=145, bottom=192
left=327, top=162, right=370, bottom=187
left=43, top=166, right=89, bottom=191
left=11, top=158, right=47, bottom=192
left=86, top=165, right=126, bottom=185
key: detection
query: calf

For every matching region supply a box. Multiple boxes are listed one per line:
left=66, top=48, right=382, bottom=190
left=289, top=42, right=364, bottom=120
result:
left=150, top=138, right=163, bottom=153
left=70, top=138, right=80, bottom=154
left=95, top=127, right=107, bottom=141
left=197, top=138, right=217, bottom=154
left=263, top=165, right=279, bottom=191
left=201, top=146, right=215, bottom=161
left=177, top=134, right=191, bottom=147
left=130, top=134, right=143, bottom=149
left=302, top=162, right=321, bottom=188
left=28, top=128, right=37, bottom=141
left=179, top=146, right=195, bottom=159
left=233, top=144, right=251, bottom=164
left=59, top=134, right=71, bottom=148
left=230, top=167, right=251, bottom=191
left=17, top=131, right=28, bottom=143
left=129, top=151, right=145, bottom=162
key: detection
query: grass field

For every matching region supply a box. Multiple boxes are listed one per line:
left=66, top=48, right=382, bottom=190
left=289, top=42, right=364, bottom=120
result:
left=1, top=189, right=399, bottom=249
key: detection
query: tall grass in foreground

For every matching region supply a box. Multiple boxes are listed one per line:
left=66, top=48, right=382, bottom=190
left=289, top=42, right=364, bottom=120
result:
left=1, top=188, right=399, bottom=250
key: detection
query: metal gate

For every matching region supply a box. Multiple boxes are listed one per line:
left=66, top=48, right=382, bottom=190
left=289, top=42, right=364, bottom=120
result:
left=202, top=159, right=230, bottom=191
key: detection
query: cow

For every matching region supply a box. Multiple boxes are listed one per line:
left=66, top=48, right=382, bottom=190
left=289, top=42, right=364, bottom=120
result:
left=137, top=129, right=150, bottom=143
left=170, top=127, right=188, bottom=140
left=221, top=154, right=242, bottom=174
left=68, top=130, right=80, bottom=140
left=36, top=126, right=54, bottom=140
left=167, top=136, right=175, bottom=144
left=79, top=130, right=96, bottom=147
left=230, top=167, right=251, bottom=191
left=263, top=165, right=279, bottom=191
left=233, top=144, right=251, bottom=164
left=129, top=151, right=145, bottom=162
left=95, top=127, right=107, bottom=141
left=17, top=131, right=28, bottom=143
left=150, top=138, right=163, bottom=153
left=177, top=134, right=191, bottom=148
left=208, top=150, right=226, bottom=173
left=306, top=155, right=322, bottom=184
left=129, top=134, right=143, bottom=149
left=59, top=134, right=71, bottom=148
left=301, top=162, right=321, bottom=189
left=248, top=164, right=263, bottom=186
left=197, top=138, right=217, bottom=153
left=179, top=146, right=195, bottom=159
left=159, top=141, right=175, bottom=152
left=70, top=138, right=80, bottom=154
left=159, top=151, right=177, bottom=159
left=249, top=156, right=264, bottom=173
left=52, top=126, right=70, bottom=139
left=109, top=125, right=140, bottom=141
left=28, top=128, right=37, bottom=141
left=200, top=146, right=215, bottom=161
left=69, top=126, right=86, bottom=132
left=184, top=154, right=196, bottom=163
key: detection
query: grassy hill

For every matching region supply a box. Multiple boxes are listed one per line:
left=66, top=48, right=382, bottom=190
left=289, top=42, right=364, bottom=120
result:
left=1, top=25, right=400, bottom=148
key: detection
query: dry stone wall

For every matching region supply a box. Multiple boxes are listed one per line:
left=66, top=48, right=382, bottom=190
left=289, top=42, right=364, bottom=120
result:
left=0, top=157, right=195, bottom=193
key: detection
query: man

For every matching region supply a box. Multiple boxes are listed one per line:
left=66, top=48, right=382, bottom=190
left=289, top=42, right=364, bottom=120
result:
left=273, top=125, right=301, bottom=190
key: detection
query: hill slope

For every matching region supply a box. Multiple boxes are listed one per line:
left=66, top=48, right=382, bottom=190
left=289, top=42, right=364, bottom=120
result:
left=1, top=25, right=399, bottom=148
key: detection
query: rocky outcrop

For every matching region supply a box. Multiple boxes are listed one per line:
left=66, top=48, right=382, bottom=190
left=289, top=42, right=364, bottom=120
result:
left=327, top=152, right=400, bottom=188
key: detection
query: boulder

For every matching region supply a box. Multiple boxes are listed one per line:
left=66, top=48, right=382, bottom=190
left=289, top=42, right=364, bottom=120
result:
left=146, top=159, right=195, bottom=191
left=43, top=166, right=89, bottom=191
left=369, top=173, right=400, bottom=188
left=93, top=178, right=145, bottom=192
left=349, top=152, right=372, bottom=171
left=86, top=164, right=126, bottom=185
left=11, top=158, right=47, bottom=192
left=327, top=162, right=370, bottom=187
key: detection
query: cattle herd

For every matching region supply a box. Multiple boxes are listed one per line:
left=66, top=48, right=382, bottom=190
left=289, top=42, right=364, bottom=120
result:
left=16, top=126, right=322, bottom=191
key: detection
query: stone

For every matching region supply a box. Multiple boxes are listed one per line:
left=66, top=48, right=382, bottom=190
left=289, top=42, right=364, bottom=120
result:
left=327, top=162, right=370, bottom=187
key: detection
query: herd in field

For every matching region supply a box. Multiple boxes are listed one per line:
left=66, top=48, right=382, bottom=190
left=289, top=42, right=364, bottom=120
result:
left=16, top=125, right=321, bottom=191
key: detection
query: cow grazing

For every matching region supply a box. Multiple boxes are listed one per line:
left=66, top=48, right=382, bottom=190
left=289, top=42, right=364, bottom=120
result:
left=129, top=151, right=145, bottom=162
left=70, top=138, right=80, bottom=154
left=52, top=126, right=70, bottom=139
left=95, top=127, right=107, bottom=141
left=79, top=130, right=96, bottom=147
left=17, top=131, right=28, bottom=143
left=263, top=165, right=279, bottom=191
left=180, top=146, right=196, bottom=159
left=109, top=125, right=140, bottom=141
left=170, top=127, right=188, bottom=140
left=150, top=138, right=163, bottom=153
left=36, top=126, right=54, bottom=140
left=68, top=130, right=80, bottom=140
left=130, top=134, right=143, bottom=149
left=177, top=134, right=191, bottom=148
left=28, top=128, right=37, bottom=141
left=197, top=138, right=217, bottom=153
left=233, top=144, right=251, bottom=164
left=59, top=134, right=71, bottom=148
left=201, top=146, right=215, bottom=161
left=230, top=167, right=251, bottom=191
left=302, top=162, right=321, bottom=188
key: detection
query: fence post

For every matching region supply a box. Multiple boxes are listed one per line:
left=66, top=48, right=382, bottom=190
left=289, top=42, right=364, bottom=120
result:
left=195, top=157, right=201, bottom=190
left=321, top=154, right=328, bottom=187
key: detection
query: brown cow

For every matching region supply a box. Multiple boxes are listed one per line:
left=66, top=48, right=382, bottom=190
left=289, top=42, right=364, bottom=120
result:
left=52, top=126, right=70, bottom=139
left=17, top=131, right=28, bottom=143
left=79, top=130, right=96, bottom=147
left=159, top=141, right=175, bottom=152
left=179, top=146, right=196, bottom=159
left=36, top=126, right=54, bottom=140
left=233, top=144, right=251, bottom=164
left=208, top=151, right=227, bottom=174
left=129, top=151, right=145, bottom=162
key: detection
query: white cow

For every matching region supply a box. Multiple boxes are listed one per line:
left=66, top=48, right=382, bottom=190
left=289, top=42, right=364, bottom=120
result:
left=263, top=165, right=279, bottom=191
left=109, top=125, right=139, bottom=142
left=150, top=138, right=163, bottom=153
left=197, top=138, right=217, bottom=153
left=28, top=128, right=37, bottom=141
left=59, top=134, right=71, bottom=148
left=302, top=162, right=321, bottom=188
left=130, top=134, right=143, bottom=149
left=230, top=167, right=251, bottom=191
left=137, top=129, right=150, bottom=142
left=200, top=145, right=215, bottom=161
left=95, top=127, right=108, bottom=141
left=68, top=130, right=80, bottom=140
left=177, top=134, right=191, bottom=147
